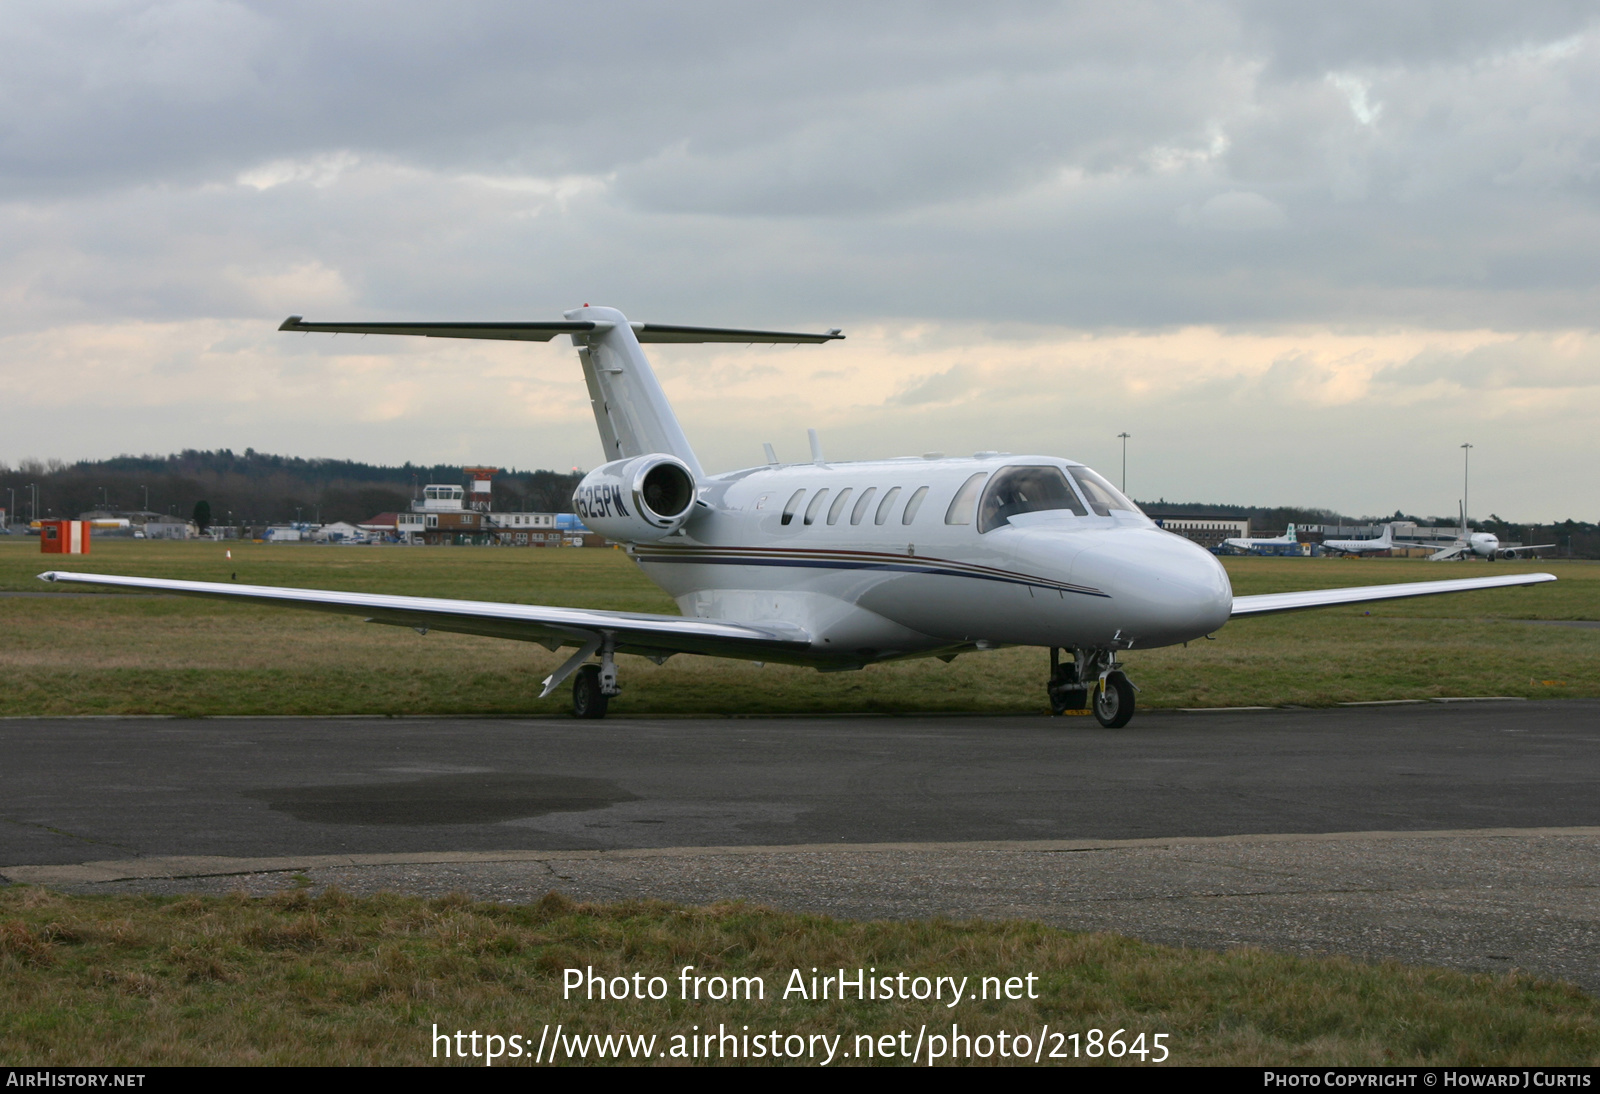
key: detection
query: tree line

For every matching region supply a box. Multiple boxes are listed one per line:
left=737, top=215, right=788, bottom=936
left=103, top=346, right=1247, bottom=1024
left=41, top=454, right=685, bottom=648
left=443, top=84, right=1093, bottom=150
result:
left=0, top=450, right=583, bottom=528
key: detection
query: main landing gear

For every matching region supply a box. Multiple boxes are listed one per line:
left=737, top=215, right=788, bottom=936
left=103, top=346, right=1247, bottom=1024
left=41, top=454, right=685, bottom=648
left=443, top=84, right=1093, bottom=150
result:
left=572, top=664, right=610, bottom=719
left=568, top=636, right=623, bottom=719
left=1048, top=647, right=1135, bottom=728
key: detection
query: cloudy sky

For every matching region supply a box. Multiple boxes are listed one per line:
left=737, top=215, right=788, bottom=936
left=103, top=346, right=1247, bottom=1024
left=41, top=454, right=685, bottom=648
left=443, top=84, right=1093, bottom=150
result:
left=2, top=1, right=1598, bottom=520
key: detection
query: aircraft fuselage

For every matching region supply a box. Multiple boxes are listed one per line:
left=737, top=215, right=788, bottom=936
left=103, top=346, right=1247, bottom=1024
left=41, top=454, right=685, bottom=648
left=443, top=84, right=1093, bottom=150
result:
left=628, top=454, right=1234, bottom=668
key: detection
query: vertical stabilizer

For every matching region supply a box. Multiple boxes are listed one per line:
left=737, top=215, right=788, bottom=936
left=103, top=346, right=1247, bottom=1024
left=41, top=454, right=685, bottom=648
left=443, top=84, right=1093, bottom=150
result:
left=566, top=305, right=704, bottom=478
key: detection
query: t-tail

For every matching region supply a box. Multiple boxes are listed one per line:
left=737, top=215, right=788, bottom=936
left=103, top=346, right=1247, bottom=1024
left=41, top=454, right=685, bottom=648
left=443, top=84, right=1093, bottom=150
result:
left=278, top=306, right=843, bottom=481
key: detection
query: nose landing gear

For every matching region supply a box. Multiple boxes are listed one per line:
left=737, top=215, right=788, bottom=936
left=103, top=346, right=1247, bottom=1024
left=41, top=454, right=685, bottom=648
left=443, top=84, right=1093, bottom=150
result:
left=1049, top=647, right=1136, bottom=728
left=1092, top=669, right=1135, bottom=728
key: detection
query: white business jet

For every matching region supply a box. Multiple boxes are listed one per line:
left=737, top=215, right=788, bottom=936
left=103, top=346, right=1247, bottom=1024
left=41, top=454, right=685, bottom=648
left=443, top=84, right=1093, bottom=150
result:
left=1222, top=524, right=1301, bottom=553
left=1321, top=523, right=1400, bottom=556
left=39, top=306, right=1557, bottom=727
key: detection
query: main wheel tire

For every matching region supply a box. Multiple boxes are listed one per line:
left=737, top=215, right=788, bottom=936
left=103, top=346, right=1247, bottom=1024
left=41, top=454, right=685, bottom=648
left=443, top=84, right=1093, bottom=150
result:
left=572, top=664, right=610, bottom=719
left=1093, top=671, right=1135, bottom=728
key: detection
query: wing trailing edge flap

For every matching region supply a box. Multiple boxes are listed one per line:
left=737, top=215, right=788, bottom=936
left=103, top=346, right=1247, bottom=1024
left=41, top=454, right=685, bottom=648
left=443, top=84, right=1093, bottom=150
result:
left=1230, top=572, right=1557, bottom=618
left=36, top=571, right=812, bottom=662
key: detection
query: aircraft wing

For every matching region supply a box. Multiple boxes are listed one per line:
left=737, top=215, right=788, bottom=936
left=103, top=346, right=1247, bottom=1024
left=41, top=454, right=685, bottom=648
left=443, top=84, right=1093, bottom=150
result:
left=1428, top=544, right=1467, bottom=561
left=1230, top=572, right=1556, bottom=617
left=36, top=571, right=812, bottom=684
left=279, top=316, right=844, bottom=344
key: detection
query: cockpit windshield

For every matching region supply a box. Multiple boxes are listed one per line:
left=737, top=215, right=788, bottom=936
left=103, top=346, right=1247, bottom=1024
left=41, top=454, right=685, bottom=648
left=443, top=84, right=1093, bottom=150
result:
left=1068, top=467, right=1142, bottom=517
left=976, top=466, right=1087, bottom=533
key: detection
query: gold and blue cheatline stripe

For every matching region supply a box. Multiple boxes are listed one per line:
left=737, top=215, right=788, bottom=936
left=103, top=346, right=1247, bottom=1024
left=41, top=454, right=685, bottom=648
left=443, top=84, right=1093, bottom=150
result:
left=631, top=544, right=1109, bottom=598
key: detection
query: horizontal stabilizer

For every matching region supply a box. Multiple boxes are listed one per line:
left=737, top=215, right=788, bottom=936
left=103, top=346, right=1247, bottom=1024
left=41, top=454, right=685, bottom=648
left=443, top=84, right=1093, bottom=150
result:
left=632, top=323, right=843, bottom=344
left=1230, top=572, right=1556, bottom=617
left=279, top=317, right=595, bottom=341
left=280, top=317, right=844, bottom=344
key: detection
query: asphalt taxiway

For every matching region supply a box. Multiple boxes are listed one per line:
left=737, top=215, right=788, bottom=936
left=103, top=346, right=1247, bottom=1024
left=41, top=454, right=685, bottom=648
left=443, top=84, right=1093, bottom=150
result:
left=4, top=701, right=1599, bottom=990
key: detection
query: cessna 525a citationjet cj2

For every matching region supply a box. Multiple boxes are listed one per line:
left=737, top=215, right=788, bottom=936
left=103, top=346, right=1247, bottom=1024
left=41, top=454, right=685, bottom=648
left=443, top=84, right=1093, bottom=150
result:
left=41, top=306, right=1557, bottom=727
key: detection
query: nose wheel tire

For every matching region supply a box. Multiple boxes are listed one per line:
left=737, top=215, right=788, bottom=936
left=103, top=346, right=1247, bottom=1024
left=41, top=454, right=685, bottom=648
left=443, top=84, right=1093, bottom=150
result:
left=572, top=664, right=610, bottom=719
left=1093, top=671, right=1135, bottom=728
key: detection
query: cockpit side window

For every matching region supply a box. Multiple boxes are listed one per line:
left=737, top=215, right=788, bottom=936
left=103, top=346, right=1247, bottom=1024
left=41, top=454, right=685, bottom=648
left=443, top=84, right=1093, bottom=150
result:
left=944, top=473, right=988, bottom=525
left=781, top=489, right=805, bottom=526
left=977, top=466, right=1086, bottom=533
left=1068, top=467, right=1142, bottom=517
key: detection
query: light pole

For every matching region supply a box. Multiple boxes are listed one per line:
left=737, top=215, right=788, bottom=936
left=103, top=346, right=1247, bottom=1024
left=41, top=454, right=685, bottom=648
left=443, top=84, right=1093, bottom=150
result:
left=1117, top=432, right=1131, bottom=493
left=1461, top=443, right=1473, bottom=531
left=141, top=484, right=149, bottom=511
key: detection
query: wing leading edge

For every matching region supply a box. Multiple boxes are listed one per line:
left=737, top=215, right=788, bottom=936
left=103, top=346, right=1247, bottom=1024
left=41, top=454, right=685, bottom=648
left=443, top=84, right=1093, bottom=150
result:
left=37, top=571, right=812, bottom=669
left=1230, top=571, right=1557, bottom=617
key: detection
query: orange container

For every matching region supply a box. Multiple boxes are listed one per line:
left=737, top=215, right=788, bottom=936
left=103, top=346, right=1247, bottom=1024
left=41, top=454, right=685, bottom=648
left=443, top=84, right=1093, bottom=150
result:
left=39, top=520, right=91, bottom=554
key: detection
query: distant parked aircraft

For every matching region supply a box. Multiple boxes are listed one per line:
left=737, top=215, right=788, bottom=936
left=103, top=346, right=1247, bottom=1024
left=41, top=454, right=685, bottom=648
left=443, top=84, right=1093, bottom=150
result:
left=1430, top=504, right=1556, bottom=561
left=1321, top=523, right=1399, bottom=556
left=1223, top=524, right=1301, bottom=552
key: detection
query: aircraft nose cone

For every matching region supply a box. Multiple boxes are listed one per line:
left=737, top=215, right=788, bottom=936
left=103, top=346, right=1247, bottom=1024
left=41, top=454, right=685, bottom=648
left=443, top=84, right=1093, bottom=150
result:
left=1070, top=528, right=1232, bottom=646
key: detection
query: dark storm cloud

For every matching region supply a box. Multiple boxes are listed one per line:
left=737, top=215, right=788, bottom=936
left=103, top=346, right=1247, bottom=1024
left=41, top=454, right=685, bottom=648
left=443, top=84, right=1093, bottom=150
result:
left=1, top=1, right=1598, bottom=331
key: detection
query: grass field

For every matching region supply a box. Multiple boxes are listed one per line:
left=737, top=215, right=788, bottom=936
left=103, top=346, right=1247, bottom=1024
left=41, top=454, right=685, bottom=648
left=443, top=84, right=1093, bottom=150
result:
left=2, top=538, right=1594, bottom=717
left=3, top=885, right=1598, bottom=1067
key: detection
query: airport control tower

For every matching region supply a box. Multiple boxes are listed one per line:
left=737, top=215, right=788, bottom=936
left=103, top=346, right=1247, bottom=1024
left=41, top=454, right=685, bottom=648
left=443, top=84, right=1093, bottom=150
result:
left=462, top=467, right=499, bottom=513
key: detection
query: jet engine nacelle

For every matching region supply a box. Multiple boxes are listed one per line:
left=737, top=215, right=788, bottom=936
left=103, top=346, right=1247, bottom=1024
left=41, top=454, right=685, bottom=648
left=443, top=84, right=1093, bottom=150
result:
left=572, top=454, right=698, bottom=542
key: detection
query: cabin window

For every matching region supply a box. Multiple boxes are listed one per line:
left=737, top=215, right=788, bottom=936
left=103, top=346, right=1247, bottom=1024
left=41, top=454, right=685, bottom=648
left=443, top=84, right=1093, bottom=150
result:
left=902, top=486, right=929, bottom=525
left=977, top=466, right=1086, bottom=532
left=851, top=487, right=877, bottom=525
left=804, top=488, right=830, bottom=526
left=781, top=489, right=805, bottom=526
left=1068, top=467, right=1142, bottom=517
left=827, top=488, right=853, bottom=525
left=875, top=486, right=902, bottom=525
left=944, top=473, right=988, bottom=525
